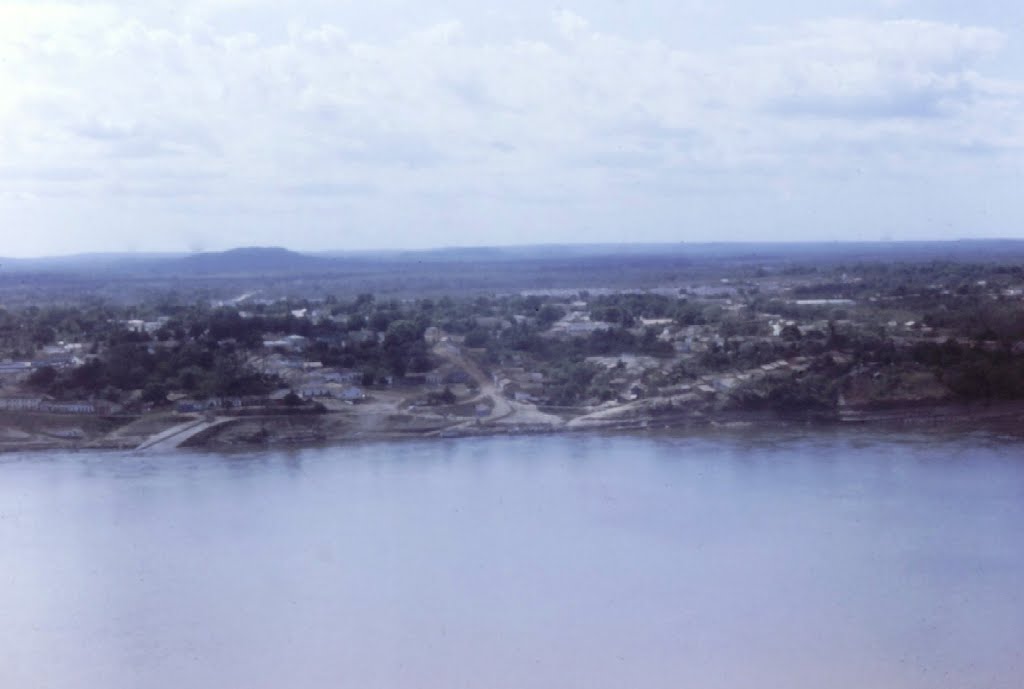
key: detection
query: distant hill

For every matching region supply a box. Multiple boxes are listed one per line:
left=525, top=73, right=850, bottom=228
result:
left=0, top=246, right=328, bottom=276
left=4, top=240, right=1024, bottom=278
left=170, top=247, right=331, bottom=275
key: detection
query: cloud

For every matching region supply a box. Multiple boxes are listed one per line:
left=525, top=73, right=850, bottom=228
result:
left=279, top=181, right=376, bottom=197
left=748, top=19, right=1007, bottom=120
left=0, top=2, right=1021, bottom=254
left=553, top=10, right=591, bottom=39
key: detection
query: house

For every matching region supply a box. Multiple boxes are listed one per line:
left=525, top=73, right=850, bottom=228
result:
left=0, top=361, right=33, bottom=374
left=339, top=387, right=365, bottom=402
left=0, top=396, right=44, bottom=411
left=262, top=335, right=309, bottom=352
left=713, top=377, right=738, bottom=392
left=559, top=317, right=612, bottom=335
left=299, top=385, right=331, bottom=399
left=41, top=401, right=96, bottom=414
left=794, top=299, right=854, bottom=306
left=424, top=326, right=444, bottom=345
left=319, top=369, right=362, bottom=385
left=426, top=365, right=471, bottom=386
left=337, top=369, right=363, bottom=384
left=40, top=352, right=81, bottom=370
left=256, top=355, right=304, bottom=376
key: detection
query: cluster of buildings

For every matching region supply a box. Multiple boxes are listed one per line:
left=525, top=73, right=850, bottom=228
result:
left=122, top=317, right=171, bottom=335
left=549, top=311, right=613, bottom=336
left=493, top=368, right=546, bottom=403
left=0, top=396, right=121, bottom=415
left=251, top=353, right=367, bottom=404
left=0, top=343, right=87, bottom=381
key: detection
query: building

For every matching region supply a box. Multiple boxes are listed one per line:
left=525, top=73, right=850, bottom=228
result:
left=299, top=385, right=331, bottom=399
left=256, top=355, right=305, bottom=376
left=557, top=317, right=612, bottom=335
left=39, top=353, right=81, bottom=370
left=0, top=361, right=33, bottom=375
left=40, top=401, right=96, bottom=414
left=424, top=326, right=444, bottom=345
left=262, top=335, right=309, bottom=352
left=337, top=370, right=363, bottom=384
left=313, top=369, right=363, bottom=385
left=0, top=396, right=44, bottom=411
left=426, top=365, right=472, bottom=386
left=339, top=387, right=365, bottom=402
left=176, top=399, right=224, bottom=413
left=713, top=377, right=738, bottom=393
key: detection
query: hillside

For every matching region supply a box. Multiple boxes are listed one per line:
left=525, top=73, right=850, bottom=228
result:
left=170, top=247, right=332, bottom=275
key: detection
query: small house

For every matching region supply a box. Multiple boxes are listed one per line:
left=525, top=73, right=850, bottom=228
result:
left=339, top=387, right=365, bottom=402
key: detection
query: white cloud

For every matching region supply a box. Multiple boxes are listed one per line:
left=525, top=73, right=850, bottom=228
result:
left=745, top=19, right=1007, bottom=119
left=0, top=2, right=1021, bottom=255
left=553, top=10, right=591, bottom=39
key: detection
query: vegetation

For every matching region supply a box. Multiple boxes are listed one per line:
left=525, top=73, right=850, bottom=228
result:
left=3, top=253, right=1024, bottom=416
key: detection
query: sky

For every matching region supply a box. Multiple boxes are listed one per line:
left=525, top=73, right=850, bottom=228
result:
left=0, top=0, right=1022, bottom=257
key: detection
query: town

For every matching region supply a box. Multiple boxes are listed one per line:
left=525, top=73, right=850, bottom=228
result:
left=2, top=255, right=1024, bottom=451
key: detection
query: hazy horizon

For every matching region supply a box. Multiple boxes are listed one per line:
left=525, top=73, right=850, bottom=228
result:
left=6, top=237, right=1024, bottom=262
left=2, top=1, right=1022, bottom=257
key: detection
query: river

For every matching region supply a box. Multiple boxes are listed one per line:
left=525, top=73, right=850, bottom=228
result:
left=2, top=430, right=1022, bottom=688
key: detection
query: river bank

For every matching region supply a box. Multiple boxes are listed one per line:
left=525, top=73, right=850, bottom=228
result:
left=3, top=398, right=1024, bottom=454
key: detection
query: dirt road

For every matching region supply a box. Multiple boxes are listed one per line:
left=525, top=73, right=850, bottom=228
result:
left=432, top=343, right=512, bottom=421
left=134, top=416, right=231, bottom=452
left=432, top=342, right=563, bottom=428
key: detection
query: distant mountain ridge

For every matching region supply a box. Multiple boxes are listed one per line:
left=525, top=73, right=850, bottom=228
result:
left=4, top=239, right=1024, bottom=276
left=173, top=247, right=330, bottom=275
